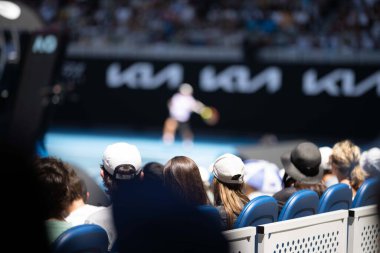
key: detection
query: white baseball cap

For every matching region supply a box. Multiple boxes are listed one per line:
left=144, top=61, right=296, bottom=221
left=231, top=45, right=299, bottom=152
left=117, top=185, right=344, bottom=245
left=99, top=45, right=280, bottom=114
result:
left=212, top=153, right=245, bottom=184
left=102, top=142, right=142, bottom=176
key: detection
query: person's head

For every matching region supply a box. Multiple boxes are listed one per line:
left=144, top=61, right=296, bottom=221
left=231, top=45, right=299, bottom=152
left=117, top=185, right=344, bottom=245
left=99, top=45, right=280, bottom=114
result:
left=319, top=146, right=333, bottom=172
left=70, top=177, right=89, bottom=203
left=142, top=162, right=164, bottom=184
left=330, top=140, right=361, bottom=179
left=66, top=177, right=90, bottom=214
left=243, top=159, right=282, bottom=195
left=281, top=142, right=323, bottom=186
left=164, top=156, right=209, bottom=206
left=34, top=157, right=77, bottom=220
left=319, top=146, right=338, bottom=187
left=360, top=147, right=380, bottom=178
left=179, top=83, right=193, bottom=96
left=212, top=153, right=249, bottom=229
left=101, top=142, right=143, bottom=194
left=112, top=170, right=228, bottom=253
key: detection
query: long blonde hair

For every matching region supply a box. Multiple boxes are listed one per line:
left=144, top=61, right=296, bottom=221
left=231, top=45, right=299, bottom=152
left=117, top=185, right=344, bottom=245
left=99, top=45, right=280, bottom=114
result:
left=350, top=166, right=368, bottom=191
left=330, top=139, right=366, bottom=190
left=213, top=178, right=249, bottom=229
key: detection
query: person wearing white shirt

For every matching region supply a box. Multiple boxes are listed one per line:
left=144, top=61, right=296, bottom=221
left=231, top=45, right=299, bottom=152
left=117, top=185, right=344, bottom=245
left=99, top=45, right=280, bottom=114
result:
left=65, top=178, right=105, bottom=226
left=162, top=83, right=204, bottom=146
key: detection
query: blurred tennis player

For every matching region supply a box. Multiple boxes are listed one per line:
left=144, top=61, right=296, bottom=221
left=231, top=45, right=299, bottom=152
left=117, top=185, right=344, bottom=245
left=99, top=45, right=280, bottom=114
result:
left=162, top=83, right=219, bottom=146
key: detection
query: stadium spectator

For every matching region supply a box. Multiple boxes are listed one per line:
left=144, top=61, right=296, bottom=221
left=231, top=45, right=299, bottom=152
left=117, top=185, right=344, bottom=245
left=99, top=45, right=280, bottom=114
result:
left=360, top=147, right=380, bottom=178
left=163, top=156, right=210, bottom=206
left=85, top=142, right=143, bottom=250
left=273, top=142, right=326, bottom=214
left=142, top=161, right=164, bottom=184
left=243, top=159, right=282, bottom=199
left=330, top=139, right=366, bottom=198
left=111, top=165, right=229, bottom=253
left=39, top=0, right=380, bottom=51
left=65, top=177, right=105, bottom=226
left=211, top=153, right=250, bottom=230
left=34, top=157, right=76, bottom=244
left=319, top=146, right=339, bottom=187
left=2, top=144, right=49, bottom=252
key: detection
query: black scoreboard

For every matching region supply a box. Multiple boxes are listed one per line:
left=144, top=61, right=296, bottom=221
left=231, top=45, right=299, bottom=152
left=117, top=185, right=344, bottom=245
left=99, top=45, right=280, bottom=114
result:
left=5, top=32, right=66, bottom=152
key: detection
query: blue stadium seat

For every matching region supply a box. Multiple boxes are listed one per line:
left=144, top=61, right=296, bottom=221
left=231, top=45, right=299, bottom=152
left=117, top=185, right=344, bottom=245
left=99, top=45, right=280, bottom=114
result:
left=234, top=195, right=278, bottom=228
left=352, top=177, right=380, bottom=208
left=318, top=183, right=352, bottom=213
left=51, top=224, right=108, bottom=253
left=278, top=190, right=319, bottom=221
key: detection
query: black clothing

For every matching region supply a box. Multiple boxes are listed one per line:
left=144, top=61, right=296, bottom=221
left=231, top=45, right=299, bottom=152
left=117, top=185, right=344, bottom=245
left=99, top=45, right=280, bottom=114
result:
left=272, top=187, right=298, bottom=215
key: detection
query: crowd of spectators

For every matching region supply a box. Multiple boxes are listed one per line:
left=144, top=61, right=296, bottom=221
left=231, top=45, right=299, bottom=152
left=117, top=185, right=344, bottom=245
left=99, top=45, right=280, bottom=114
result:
left=3, top=132, right=378, bottom=252
left=34, top=0, right=380, bottom=51
left=27, top=137, right=379, bottom=251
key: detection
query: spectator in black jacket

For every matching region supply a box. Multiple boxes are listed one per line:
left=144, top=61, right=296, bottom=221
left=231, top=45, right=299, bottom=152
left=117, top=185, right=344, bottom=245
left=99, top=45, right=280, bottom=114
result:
left=273, top=142, right=326, bottom=214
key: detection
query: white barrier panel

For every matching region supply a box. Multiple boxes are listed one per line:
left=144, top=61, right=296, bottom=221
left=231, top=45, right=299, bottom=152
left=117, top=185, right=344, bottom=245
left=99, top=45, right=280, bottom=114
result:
left=223, top=227, right=256, bottom=253
left=348, top=205, right=379, bottom=253
left=257, top=210, right=348, bottom=253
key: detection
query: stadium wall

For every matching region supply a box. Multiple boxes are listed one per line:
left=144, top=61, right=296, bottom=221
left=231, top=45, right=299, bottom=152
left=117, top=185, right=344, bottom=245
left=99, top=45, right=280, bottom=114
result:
left=53, top=56, right=380, bottom=138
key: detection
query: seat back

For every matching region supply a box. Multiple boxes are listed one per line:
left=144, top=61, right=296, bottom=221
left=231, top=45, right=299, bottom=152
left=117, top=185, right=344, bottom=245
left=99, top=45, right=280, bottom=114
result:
left=234, top=196, right=278, bottom=228
left=51, top=224, right=108, bottom=253
left=278, top=189, right=319, bottom=221
left=352, top=177, right=379, bottom=208
left=318, top=183, right=352, bottom=213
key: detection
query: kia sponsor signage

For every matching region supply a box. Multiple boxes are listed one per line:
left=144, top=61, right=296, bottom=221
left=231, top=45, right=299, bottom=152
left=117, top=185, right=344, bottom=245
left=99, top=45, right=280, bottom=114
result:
left=105, top=62, right=380, bottom=97
left=303, top=69, right=380, bottom=97
left=55, top=57, right=380, bottom=137
left=106, top=62, right=182, bottom=89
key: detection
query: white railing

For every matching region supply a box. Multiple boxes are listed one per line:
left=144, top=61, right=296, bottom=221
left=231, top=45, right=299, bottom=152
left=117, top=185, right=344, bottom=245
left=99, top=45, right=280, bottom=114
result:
left=223, top=227, right=256, bottom=253
left=348, top=205, right=379, bottom=253
left=256, top=210, right=348, bottom=253
left=223, top=206, right=379, bottom=253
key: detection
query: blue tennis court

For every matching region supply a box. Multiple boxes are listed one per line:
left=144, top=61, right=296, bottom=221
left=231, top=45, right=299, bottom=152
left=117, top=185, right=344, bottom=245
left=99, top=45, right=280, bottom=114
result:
left=45, top=127, right=258, bottom=187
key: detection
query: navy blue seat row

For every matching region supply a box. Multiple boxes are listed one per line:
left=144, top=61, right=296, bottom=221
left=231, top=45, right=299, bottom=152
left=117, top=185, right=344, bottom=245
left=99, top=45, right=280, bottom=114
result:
left=233, top=187, right=338, bottom=228
left=234, top=178, right=379, bottom=228
left=51, top=179, right=378, bottom=253
left=318, top=183, right=352, bottom=214
left=318, top=178, right=379, bottom=212
left=352, top=177, right=379, bottom=208
left=51, top=224, right=108, bottom=253
left=234, top=195, right=278, bottom=228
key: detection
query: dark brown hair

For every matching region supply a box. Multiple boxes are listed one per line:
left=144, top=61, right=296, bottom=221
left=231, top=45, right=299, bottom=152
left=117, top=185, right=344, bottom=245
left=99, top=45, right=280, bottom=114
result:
left=294, top=182, right=327, bottom=197
left=142, top=162, right=164, bottom=184
left=164, top=156, right=209, bottom=206
left=34, top=157, right=77, bottom=220
left=70, top=177, right=88, bottom=203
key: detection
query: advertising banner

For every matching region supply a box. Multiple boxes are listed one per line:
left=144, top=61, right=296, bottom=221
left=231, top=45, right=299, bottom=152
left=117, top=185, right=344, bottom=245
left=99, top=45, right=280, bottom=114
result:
left=56, top=57, right=380, bottom=137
